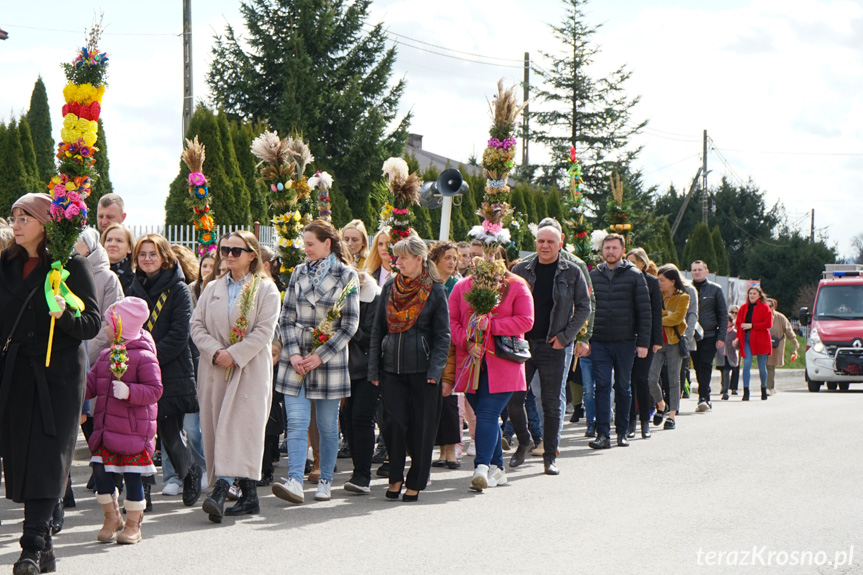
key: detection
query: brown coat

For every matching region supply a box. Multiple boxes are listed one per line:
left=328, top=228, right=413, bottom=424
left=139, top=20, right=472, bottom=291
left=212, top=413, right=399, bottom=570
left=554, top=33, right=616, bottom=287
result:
left=767, top=311, right=798, bottom=368
left=190, top=274, right=281, bottom=485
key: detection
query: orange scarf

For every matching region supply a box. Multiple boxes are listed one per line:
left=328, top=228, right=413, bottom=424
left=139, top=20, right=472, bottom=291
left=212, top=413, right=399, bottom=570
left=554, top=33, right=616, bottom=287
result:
left=386, top=271, right=432, bottom=333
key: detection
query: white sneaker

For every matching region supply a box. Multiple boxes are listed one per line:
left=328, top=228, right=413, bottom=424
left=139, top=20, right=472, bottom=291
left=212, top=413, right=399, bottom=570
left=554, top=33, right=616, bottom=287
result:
left=314, top=479, right=331, bottom=502
left=466, top=442, right=476, bottom=457
left=161, top=482, right=182, bottom=496
left=272, top=477, right=304, bottom=504
left=696, top=401, right=710, bottom=412
left=470, top=464, right=489, bottom=491
left=489, top=466, right=506, bottom=487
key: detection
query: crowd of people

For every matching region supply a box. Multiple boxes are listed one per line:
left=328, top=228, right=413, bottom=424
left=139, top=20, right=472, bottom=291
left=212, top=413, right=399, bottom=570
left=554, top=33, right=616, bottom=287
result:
left=0, top=192, right=799, bottom=573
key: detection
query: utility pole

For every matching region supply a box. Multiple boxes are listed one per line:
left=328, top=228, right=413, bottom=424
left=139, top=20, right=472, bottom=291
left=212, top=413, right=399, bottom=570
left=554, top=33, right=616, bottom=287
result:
left=702, top=129, right=708, bottom=224
left=810, top=209, right=815, bottom=243
left=182, top=0, right=193, bottom=143
left=522, top=52, right=529, bottom=167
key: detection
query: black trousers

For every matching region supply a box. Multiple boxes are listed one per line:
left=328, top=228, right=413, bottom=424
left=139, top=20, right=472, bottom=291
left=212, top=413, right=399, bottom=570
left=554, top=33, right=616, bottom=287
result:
left=22, top=498, right=55, bottom=540
left=381, top=372, right=441, bottom=491
left=435, top=395, right=461, bottom=445
left=157, top=413, right=193, bottom=481
left=691, top=337, right=717, bottom=402
left=630, top=350, right=655, bottom=423
left=344, top=378, right=381, bottom=482
left=506, top=341, right=565, bottom=463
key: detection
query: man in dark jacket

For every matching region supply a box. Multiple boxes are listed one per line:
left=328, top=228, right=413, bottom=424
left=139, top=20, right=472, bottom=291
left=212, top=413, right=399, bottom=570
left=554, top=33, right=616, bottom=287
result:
left=588, top=234, right=651, bottom=449
left=509, top=225, right=591, bottom=475
left=690, top=260, right=727, bottom=411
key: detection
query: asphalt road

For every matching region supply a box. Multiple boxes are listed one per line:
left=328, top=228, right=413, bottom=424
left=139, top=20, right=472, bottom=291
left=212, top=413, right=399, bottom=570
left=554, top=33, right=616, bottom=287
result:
left=2, top=369, right=862, bottom=575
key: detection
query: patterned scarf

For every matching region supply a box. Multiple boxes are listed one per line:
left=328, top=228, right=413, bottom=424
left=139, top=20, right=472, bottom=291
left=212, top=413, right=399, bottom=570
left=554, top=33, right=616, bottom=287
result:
left=307, top=253, right=337, bottom=291
left=386, top=270, right=433, bottom=333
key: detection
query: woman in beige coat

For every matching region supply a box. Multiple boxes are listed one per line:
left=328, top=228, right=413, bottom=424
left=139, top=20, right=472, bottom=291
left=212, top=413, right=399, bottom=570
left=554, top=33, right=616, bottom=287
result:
left=766, top=298, right=799, bottom=395
left=190, top=230, right=280, bottom=524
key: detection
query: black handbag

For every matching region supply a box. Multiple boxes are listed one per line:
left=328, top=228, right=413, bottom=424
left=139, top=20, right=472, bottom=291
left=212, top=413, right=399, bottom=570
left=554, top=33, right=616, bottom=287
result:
left=1, top=287, right=40, bottom=376
left=672, top=326, right=690, bottom=359
left=494, top=335, right=531, bottom=364
left=771, top=335, right=782, bottom=349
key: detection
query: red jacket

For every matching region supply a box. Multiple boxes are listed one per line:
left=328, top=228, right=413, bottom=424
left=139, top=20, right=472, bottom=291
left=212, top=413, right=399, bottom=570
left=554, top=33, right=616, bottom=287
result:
left=735, top=300, right=773, bottom=358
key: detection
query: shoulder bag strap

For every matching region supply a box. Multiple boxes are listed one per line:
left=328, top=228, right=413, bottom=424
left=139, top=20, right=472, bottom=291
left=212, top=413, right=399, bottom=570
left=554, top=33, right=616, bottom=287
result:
left=145, top=289, right=171, bottom=332
left=3, top=286, right=40, bottom=355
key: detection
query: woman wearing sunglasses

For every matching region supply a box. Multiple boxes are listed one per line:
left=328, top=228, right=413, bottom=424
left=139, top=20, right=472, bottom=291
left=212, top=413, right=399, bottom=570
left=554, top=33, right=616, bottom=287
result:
left=191, top=232, right=281, bottom=523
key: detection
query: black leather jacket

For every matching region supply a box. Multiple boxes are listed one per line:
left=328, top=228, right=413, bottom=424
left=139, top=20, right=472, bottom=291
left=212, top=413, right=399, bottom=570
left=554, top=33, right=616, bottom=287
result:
left=367, top=280, right=450, bottom=383
left=348, top=282, right=380, bottom=381
left=692, top=279, right=727, bottom=341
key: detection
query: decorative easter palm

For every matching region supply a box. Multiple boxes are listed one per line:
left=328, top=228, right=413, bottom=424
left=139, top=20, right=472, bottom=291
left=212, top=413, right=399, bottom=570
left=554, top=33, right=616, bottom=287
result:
left=311, top=277, right=358, bottom=350
left=44, top=22, right=109, bottom=366
left=561, top=146, right=593, bottom=262
left=378, top=157, right=421, bottom=267
left=107, top=310, right=128, bottom=381
left=225, top=275, right=260, bottom=381
left=181, top=137, right=216, bottom=256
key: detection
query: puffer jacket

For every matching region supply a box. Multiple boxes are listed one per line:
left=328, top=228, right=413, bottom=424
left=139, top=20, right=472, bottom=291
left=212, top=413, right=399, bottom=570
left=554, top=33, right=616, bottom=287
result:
left=589, top=258, right=652, bottom=347
left=348, top=279, right=381, bottom=381
left=692, top=279, right=727, bottom=341
left=85, top=330, right=163, bottom=456
left=127, top=264, right=198, bottom=417
left=368, top=279, right=451, bottom=383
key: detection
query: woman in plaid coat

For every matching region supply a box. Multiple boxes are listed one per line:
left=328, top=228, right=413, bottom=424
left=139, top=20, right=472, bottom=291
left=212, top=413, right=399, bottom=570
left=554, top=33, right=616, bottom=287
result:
left=272, top=220, right=359, bottom=504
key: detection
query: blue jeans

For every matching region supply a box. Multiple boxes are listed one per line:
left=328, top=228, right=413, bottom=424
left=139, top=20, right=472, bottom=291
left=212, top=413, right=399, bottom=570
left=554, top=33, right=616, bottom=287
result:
left=591, top=340, right=637, bottom=437
left=581, top=357, right=596, bottom=424
left=743, top=334, right=768, bottom=389
left=466, top=369, right=512, bottom=469
left=284, top=385, right=340, bottom=483
left=162, top=412, right=207, bottom=486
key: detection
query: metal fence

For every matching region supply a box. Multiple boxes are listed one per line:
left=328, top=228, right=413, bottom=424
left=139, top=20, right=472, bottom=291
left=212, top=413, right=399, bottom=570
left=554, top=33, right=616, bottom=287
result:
left=125, top=224, right=275, bottom=249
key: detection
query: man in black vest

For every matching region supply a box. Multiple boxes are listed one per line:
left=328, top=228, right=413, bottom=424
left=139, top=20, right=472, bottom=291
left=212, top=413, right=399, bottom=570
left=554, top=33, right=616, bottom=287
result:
left=587, top=234, right=651, bottom=449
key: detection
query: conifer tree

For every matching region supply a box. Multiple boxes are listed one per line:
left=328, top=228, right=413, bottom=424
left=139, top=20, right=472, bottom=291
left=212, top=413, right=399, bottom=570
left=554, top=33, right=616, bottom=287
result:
left=683, top=222, right=716, bottom=271
left=88, top=119, right=114, bottom=214
left=231, top=121, right=269, bottom=224
left=0, top=121, right=36, bottom=214
left=17, top=118, right=43, bottom=192
left=529, top=0, right=645, bottom=212
left=217, top=113, right=251, bottom=225
left=208, top=0, right=410, bottom=229
left=26, top=76, right=56, bottom=182
left=711, top=225, right=730, bottom=276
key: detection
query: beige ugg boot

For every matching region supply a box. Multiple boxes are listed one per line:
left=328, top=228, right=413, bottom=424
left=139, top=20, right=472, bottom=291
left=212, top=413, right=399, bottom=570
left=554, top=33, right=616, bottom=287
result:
left=117, top=499, right=145, bottom=544
left=96, top=489, right=124, bottom=543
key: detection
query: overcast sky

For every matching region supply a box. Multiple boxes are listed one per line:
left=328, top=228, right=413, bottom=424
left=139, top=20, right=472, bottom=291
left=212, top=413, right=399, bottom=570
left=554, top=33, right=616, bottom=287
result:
left=1, top=0, right=860, bottom=260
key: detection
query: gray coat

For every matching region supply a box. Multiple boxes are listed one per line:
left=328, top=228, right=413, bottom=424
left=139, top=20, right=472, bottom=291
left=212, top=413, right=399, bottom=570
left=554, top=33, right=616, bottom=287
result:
left=511, top=256, right=592, bottom=347
left=85, top=244, right=124, bottom=366
left=277, top=260, right=359, bottom=400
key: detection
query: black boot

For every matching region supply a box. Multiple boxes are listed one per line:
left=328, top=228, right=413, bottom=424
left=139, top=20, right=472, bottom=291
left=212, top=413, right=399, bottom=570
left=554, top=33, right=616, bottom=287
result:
left=13, top=533, right=48, bottom=575
left=225, top=479, right=260, bottom=516
left=62, top=477, right=75, bottom=508
left=742, top=388, right=750, bottom=401
left=202, top=479, right=230, bottom=523
left=508, top=439, right=534, bottom=468
left=641, top=421, right=651, bottom=439
left=49, top=501, right=64, bottom=535
left=144, top=483, right=153, bottom=512
left=40, top=535, right=55, bottom=573
left=761, top=386, right=768, bottom=400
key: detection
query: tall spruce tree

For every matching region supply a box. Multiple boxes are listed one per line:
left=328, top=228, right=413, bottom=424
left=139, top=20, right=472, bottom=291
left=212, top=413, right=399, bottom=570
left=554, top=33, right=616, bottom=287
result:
left=529, top=0, right=645, bottom=212
left=26, top=76, right=56, bottom=182
left=208, top=0, right=410, bottom=229
left=88, top=119, right=114, bottom=214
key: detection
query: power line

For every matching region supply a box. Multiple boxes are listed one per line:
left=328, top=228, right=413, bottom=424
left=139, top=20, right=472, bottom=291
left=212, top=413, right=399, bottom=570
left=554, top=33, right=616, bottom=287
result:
left=383, top=36, right=523, bottom=69
left=4, top=23, right=180, bottom=37
left=712, top=202, right=792, bottom=248
left=369, top=26, right=524, bottom=63
left=711, top=145, right=863, bottom=157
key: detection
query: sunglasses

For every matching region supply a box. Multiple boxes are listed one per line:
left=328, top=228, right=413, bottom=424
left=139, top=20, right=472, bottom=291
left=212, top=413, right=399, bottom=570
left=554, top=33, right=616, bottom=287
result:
left=220, top=246, right=253, bottom=257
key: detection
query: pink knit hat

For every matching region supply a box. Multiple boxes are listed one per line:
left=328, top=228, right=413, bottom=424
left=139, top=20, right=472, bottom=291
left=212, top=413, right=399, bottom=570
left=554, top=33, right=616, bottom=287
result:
left=104, top=297, right=150, bottom=341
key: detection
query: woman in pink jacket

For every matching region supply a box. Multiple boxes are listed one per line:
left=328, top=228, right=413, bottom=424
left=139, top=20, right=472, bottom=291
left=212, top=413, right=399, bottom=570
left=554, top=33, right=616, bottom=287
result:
left=449, top=259, right=534, bottom=492
left=86, top=297, right=162, bottom=545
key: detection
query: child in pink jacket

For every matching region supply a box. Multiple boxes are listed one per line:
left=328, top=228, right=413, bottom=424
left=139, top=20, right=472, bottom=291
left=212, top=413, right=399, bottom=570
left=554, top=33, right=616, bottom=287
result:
left=85, top=297, right=162, bottom=545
